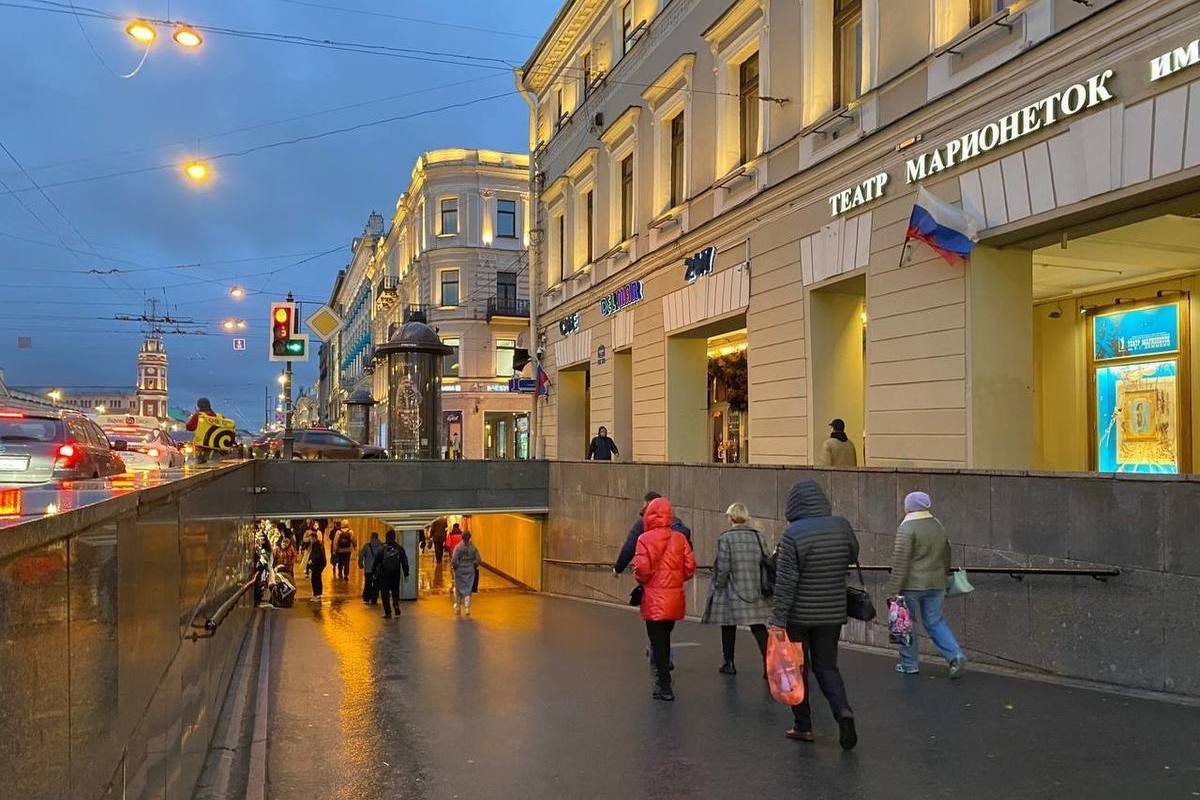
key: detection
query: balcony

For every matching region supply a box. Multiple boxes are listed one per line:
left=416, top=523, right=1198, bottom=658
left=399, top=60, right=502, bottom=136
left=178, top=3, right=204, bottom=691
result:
left=375, top=274, right=398, bottom=311
left=486, top=296, right=530, bottom=320
left=403, top=304, right=431, bottom=324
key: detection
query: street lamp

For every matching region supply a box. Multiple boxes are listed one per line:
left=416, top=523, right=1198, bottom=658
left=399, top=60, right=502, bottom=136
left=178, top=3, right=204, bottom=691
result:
left=183, top=160, right=210, bottom=183
left=221, top=318, right=247, bottom=331
left=125, top=19, right=156, bottom=44
left=172, top=24, right=203, bottom=48
left=277, top=374, right=288, bottom=385
left=94, top=405, right=107, bottom=414
left=47, top=389, right=62, bottom=402
left=229, top=286, right=245, bottom=299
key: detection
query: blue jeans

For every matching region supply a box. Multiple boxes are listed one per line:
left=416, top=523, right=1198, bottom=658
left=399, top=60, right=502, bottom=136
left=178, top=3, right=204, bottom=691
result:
left=898, top=589, right=962, bottom=670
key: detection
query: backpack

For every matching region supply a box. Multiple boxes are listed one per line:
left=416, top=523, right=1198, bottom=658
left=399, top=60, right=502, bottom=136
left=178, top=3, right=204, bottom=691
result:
left=192, top=412, right=237, bottom=452
left=336, top=530, right=353, bottom=552
left=378, top=544, right=403, bottom=575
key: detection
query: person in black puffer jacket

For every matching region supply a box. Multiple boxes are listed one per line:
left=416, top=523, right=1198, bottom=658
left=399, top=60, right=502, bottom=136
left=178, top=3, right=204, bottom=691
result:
left=769, top=479, right=860, bottom=750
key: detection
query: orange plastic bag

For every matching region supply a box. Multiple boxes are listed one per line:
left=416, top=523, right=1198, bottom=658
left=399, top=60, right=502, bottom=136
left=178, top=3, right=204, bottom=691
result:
left=766, top=628, right=806, bottom=706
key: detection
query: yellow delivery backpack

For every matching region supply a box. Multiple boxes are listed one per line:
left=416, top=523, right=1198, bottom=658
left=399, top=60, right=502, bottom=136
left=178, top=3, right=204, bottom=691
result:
left=192, top=412, right=237, bottom=453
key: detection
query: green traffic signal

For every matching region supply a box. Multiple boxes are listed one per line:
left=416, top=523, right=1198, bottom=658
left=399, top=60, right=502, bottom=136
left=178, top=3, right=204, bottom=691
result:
left=285, top=340, right=305, bottom=355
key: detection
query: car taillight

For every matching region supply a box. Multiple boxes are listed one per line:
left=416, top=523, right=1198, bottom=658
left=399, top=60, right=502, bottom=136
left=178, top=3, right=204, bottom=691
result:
left=0, top=411, right=25, bottom=418
left=55, top=443, right=80, bottom=468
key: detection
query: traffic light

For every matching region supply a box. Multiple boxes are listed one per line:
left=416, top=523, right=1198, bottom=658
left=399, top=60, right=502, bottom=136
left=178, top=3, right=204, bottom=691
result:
left=269, top=301, right=309, bottom=362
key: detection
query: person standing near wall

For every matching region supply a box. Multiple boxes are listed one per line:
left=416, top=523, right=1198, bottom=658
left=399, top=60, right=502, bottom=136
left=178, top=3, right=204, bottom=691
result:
left=358, top=531, right=385, bottom=604
left=634, top=496, right=696, bottom=702
left=451, top=530, right=482, bottom=616
left=888, top=491, right=966, bottom=679
left=375, top=530, right=410, bottom=620
left=769, top=479, right=859, bottom=749
left=702, top=502, right=772, bottom=676
left=816, top=419, right=858, bottom=467
left=586, top=426, right=619, bottom=461
left=303, top=524, right=327, bottom=602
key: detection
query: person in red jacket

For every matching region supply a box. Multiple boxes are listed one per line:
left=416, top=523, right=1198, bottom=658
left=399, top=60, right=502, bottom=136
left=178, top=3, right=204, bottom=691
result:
left=633, top=496, right=696, bottom=701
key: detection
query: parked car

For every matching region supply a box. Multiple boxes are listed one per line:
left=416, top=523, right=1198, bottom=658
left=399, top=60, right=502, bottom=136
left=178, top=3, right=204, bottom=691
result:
left=106, top=427, right=184, bottom=471
left=256, top=428, right=386, bottom=460
left=0, top=409, right=126, bottom=485
left=169, top=430, right=196, bottom=461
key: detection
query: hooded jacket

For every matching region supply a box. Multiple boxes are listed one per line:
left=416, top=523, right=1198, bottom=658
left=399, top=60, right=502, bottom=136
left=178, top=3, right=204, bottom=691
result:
left=613, top=511, right=691, bottom=574
left=769, top=480, right=859, bottom=628
left=633, top=497, right=696, bottom=622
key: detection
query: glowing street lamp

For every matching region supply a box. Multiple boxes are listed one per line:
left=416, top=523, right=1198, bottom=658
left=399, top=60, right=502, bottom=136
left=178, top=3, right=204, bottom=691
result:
left=183, top=160, right=210, bottom=183
left=47, top=389, right=62, bottom=402
left=277, top=374, right=288, bottom=385
left=221, top=318, right=247, bottom=332
left=125, top=19, right=157, bottom=44
left=172, top=24, right=203, bottom=48
left=229, top=286, right=245, bottom=299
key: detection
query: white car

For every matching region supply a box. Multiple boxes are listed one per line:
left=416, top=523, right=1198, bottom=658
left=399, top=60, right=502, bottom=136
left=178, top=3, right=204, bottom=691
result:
left=106, top=428, right=184, bottom=471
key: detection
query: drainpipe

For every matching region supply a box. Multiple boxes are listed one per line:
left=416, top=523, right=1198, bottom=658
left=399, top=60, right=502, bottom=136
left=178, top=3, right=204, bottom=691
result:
left=517, top=69, right=543, bottom=460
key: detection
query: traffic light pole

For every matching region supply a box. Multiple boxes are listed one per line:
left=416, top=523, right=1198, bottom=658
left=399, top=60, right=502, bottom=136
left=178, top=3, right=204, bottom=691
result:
left=282, top=292, right=295, bottom=460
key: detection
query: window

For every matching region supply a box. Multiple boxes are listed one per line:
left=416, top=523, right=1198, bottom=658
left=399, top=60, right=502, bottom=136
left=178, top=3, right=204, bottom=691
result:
left=556, top=214, right=566, bottom=280
left=738, top=53, right=760, bottom=164
left=442, top=337, right=460, bottom=377
left=497, top=271, right=517, bottom=305
left=621, top=3, right=633, bottom=55
left=556, top=86, right=566, bottom=128
left=582, top=52, right=593, bottom=99
left=970, top=0, right=1003, bottom=26
left=496, top=199, right=517, bottom=238
left=440, top=269, right=460, bottom=306
left=834, top=0, right=863, bottom=109
left=585, top=189, right=594, bottom=263
left=669, top=112, right=686, bottom=207
left=620, top=154, right=634, bottom=241
left=439, top=198, right=458, bottom=235
left=495, top=338, right=517, bottom=376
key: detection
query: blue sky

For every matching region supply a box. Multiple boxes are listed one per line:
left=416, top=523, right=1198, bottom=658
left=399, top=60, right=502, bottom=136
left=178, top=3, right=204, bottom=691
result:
left=0, top=0, right=559, bottom=428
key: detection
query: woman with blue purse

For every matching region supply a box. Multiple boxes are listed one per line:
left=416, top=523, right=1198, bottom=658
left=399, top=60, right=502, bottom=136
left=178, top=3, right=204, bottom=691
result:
left=886, top=492, right=968, bottom=679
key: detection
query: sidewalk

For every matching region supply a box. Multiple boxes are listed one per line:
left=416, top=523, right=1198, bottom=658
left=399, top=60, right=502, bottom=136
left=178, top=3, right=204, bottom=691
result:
left=265, top=584, right=1200, bottom=800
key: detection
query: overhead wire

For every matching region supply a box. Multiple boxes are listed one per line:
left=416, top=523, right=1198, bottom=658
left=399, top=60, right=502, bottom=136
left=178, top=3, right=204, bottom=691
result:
left=62, top=0, right=152, bottom=78
left=272, top=0, right=539, bottom=40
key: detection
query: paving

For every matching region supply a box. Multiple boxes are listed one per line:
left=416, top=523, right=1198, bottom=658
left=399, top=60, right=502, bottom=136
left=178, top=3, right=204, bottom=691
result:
left=265, top=579, right=1200, bottom=800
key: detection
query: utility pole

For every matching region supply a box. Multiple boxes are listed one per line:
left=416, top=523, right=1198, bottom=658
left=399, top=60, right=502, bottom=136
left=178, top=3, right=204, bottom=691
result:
left=282, top=291, right=296, bottom=460
left=528, top=150, right=542, bottom=460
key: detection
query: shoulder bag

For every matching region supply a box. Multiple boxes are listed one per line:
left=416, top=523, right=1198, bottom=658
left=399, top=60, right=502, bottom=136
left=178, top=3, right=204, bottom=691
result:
left=755, top=533, right=777, bottom=598
left=846, top=561, right=877, bottom=621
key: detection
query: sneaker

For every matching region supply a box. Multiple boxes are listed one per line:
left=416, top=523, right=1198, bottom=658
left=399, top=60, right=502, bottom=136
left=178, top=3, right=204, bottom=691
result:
left=453, top=603, right=460, bottom=615
left=718, top=662, right=737, bottom=675
left=652, top=685, right=675, bottom=702
left=894, top=664, right=919, bottom=675
left=949, top=656, right=967, bottom=680
left=785, top=728, right=815, bottom=742
left=838, top=716, right=858, bottom=751
left=383, top=613, right=392, bottom=619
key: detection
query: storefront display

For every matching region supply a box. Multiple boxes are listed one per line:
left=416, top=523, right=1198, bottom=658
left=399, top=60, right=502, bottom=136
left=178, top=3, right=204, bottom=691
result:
left=1089, top=300, right=1188, bottom=473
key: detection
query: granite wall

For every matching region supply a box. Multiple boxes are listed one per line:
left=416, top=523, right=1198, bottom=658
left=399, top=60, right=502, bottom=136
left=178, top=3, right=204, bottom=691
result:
left=544, top=461, right=1200, bottom=699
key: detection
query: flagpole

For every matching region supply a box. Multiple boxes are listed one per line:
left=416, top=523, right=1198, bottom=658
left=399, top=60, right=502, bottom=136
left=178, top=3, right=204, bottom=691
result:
left=897, top=238, right=909, bottom=269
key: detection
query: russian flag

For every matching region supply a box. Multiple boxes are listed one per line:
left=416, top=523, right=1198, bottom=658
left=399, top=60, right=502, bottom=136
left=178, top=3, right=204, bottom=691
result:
left=535, top=362, right=550, bottom=397
left=905, top=187, right=982, bottom=264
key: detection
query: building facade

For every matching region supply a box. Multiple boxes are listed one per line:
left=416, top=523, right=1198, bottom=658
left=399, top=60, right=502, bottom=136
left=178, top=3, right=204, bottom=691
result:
left=519, top=0, right=1200, bottom=473
left=369, top=149, right=533, bottom=459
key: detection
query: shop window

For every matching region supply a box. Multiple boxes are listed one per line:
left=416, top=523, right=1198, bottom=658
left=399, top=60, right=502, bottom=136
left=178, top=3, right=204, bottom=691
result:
left=439, top=198, right=458, bottom=235
left=620, top=154, right=634, bottom=241
left=440, top=269, right=460, bottom=306
left=497, top=199, right=518, bottom=238
left=495, top=338, right=517, bottom=376
left=738, top=53, right=760, bottom=165
left=442, top=337, right=460, bottom=377
left=670, top=112, right=686, bottom=207
left=834, top=0, right=863, bottom=109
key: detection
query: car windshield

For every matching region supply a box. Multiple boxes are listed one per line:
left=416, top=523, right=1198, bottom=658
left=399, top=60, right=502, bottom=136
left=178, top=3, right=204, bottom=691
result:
left=0, top=418, right=60, bottom=442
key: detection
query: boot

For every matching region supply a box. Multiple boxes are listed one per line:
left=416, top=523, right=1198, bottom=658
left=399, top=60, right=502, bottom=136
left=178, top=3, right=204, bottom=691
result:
left=464, top=596, right=471, bottom=616
left=652, top=680, right=675, bottom=702
left=718, top=662, right=737, bottom=675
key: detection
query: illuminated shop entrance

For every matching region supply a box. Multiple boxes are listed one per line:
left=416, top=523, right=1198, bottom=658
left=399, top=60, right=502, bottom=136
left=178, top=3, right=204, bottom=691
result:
left=1032, top=208, right=1199, bottom=473
left=484, top=412, right=531, bottom=460
left=666, top=315, right=748, bottom=464
left=557, top=364, right=590, bottom=460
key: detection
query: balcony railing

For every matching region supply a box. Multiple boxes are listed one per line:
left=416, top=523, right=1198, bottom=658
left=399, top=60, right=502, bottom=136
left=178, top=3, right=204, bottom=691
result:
left=486, top=296, right=530, bottom=320
left=403, top=304, right=430, bottom=324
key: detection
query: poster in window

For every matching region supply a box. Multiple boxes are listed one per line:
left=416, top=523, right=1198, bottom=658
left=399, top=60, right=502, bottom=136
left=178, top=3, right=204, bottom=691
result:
left=1094, top=359, right=1179, bottom=473
left=444, top=410, right=463, bottom=459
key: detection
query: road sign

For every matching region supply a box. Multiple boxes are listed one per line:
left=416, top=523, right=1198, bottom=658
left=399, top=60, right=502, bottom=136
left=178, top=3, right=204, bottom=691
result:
left=306, top=304, right=343, bottom=342
left=233, top=338, right=246, bottom=351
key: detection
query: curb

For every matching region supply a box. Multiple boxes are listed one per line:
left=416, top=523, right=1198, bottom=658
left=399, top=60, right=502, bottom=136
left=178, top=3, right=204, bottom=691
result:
left=245, top=612, right=272, bottom=800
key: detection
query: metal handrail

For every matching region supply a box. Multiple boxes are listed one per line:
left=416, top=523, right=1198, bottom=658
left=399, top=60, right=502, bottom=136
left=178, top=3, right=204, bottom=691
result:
left=543, top=558, right=1120, bottom=582
left=187, top=576, right=258, bottom=640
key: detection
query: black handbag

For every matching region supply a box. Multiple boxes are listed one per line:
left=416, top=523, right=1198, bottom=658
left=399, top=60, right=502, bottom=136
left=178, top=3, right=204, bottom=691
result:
left=628, top=584, right=644, bottom=606
left=846, top=562, right=876, bottom=621
left=756, top=534, right=776, bottom=598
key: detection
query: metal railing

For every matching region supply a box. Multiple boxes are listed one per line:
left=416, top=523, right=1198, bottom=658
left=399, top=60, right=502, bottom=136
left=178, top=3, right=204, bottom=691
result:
left=403, top=303, right=430, bottom=323
left=486, top=296, right=530, bottom=319
left=542, top=558, right=1120, bottom=582
left=187, top=576, right=259, bottom=640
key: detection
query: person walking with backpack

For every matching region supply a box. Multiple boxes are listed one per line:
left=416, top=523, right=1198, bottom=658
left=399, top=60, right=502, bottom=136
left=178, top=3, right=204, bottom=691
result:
left=769, top=479, right=860, bottom=749
left=332, top=520, right=356, bottom=580
left=633, top=496, right=696, bottom=701
left=701, top=502, right=773, bottom=676
left=374, top=530, right=410, bottom=619
left=888, top=491, right=966, bottom=678
left=358, top=531, right=385, bottom=605
left=451, top=530, right=482, bottom=616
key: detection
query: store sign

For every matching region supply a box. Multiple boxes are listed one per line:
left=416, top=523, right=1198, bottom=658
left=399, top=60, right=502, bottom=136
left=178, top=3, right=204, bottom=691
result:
left=596, top=344, right=607, bottom=365
left=905, top=70, right=1115, bottom=184
left=1151, top=38, right=1199, bottom=82
left=559, top=312, right=581, bottom=337
left=684, top=246, right=716, bottom=282
left=600, top=280, right=644, bottom=316
left=509, top=377, right=537, bottom=393
left=1092, top=303, right=1180, bottom=361
left=828, top=172, right=889, bottom=217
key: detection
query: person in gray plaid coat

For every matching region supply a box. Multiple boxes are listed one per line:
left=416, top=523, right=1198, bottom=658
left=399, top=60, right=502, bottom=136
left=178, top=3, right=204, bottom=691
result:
left=701, top=502, right=773, bottom=675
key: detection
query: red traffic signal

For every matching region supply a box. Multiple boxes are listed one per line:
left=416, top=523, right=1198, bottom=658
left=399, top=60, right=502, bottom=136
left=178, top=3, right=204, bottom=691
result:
left=269, top=302, right=308, bottom=361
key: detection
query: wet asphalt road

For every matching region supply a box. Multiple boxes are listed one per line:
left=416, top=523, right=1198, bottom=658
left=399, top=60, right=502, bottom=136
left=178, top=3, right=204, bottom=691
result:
left=266, top=574, right=1200, bottom=800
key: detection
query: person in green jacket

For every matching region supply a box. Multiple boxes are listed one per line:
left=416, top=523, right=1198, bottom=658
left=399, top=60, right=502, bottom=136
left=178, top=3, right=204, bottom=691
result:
left=887, top=491, right=966, bottom=679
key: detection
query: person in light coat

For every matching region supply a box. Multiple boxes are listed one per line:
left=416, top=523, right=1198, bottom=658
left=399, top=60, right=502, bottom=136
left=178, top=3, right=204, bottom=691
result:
left=451, top=530, right=482, bottom=616
left=701, top=502, right=773, bottom=675
left=816, top=418, right=858, bottom=467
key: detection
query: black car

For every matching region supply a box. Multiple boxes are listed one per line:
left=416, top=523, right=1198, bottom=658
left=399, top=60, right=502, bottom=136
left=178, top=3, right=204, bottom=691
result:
left=255, top=428, right=386, bottom=460
left=0, top=410, right=127, bottom=485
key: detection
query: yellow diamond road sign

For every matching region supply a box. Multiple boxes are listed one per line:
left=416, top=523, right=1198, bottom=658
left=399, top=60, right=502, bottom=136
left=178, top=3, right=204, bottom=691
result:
left=305, top=305, right=342, bottom=342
